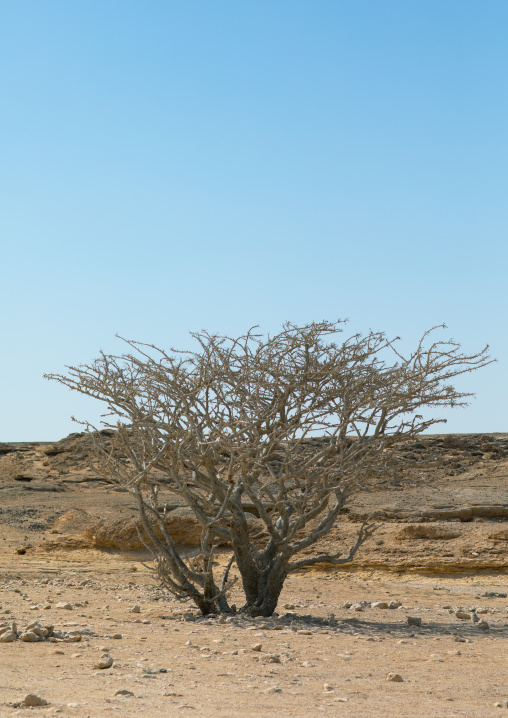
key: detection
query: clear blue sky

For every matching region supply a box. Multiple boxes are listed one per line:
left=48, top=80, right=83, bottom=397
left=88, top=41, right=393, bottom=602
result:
left=1, top=1, right=506, bottom=441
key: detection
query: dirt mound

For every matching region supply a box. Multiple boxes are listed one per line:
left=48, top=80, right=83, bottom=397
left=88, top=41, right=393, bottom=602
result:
left=50, top=509, right=94, bottom=535
left=41, top=506, right=266, bottom=552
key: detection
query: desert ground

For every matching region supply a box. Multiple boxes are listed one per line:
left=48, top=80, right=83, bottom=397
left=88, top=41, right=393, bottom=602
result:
left=1, top=432, right=508, bottom=717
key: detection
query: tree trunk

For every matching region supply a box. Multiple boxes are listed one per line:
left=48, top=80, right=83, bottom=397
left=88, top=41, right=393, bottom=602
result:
left=240, top=555, right=289, bottom=617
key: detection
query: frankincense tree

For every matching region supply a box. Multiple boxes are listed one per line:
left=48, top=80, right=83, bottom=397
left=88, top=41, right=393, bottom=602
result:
left=46, top=320, right=492, bottom=616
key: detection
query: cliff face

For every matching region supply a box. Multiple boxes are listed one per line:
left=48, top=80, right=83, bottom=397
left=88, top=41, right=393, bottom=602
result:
left=1, top=431, right=508, bottom=573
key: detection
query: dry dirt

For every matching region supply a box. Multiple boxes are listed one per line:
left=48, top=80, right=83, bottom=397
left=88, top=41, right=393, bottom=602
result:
left=1, top=432, right=508, bottom=717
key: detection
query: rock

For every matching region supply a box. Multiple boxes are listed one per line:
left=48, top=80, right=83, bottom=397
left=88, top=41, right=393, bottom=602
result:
left=23, top=694, right=48, bottom=707
left=283, top=604, right=295, bottom=610
left=112, top=633, right=122, bottom=639
left=323, top=683, right=334, bottom=691
left=20, top=631, right=40, bottom=642
left=389, top=601, right=402, bottom=609
left=251, top=643, right=262, bottom=651
left=265, top=654, right=281, bottom=663
left=64, top=633, right=82, bottom=643
left=455, top=611, right=471, bottom=620
left=351, top=603, right=364, bottom=612
left=55, top=602, right=72, bottom=610
left=471, top=612, right=480, bottom=623
left=115, top=689, right=134, bottom=697
left=0, top=630, right=17, bottom=642
left=454, top=635, right=467, bottom=643
left=264, top=687, right=282, bottom=694
left=407, top=616, right=422, bottom=626
left=477, top=620, right=490, bottom=631
left=95, top=653, right=114, bottom=669
left=371, top=602, right=389, bottom=609
left=131, top=605, right=141, bottom=613
left=386, top=673, right=404, bottom=682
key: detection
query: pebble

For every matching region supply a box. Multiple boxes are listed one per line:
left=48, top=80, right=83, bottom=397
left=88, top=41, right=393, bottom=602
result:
left=477, top=620, right=490, bottom=631
left=371, top=602, right=389, bottom=609
left=389, top=601, right=402, bottom=609
left=115, top=689, right=134, bottom=697
left=386, top=673, right=404, bottom=682
left=0, top=630, right=17, bottom=643
left=20, top=631, right=39, bottom=642
left=251, top=643, right=262, bottom=652
left=455, top=611, right=471, bottom=620
left=95, top=653, right=114, bottom=669
left=323, top=683, right=334, bottom=691
left=55, top=602, right=72, bottom=610
left=131, top=605, right=141, bottom=613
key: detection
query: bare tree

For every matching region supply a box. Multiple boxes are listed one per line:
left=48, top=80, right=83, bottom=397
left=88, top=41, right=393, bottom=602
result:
left=46, top=320, right=492, bottom=616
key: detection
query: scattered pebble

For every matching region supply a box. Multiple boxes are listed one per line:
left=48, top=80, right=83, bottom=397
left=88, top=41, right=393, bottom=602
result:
left=386, top=673, right=404, bottom=682
left=95, top=653, right=114, bottom=669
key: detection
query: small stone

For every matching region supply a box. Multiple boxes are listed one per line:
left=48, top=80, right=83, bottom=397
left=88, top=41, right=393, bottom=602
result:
left=131, top=605, right=141, bottom=613
left=251, top=643, right=262, bottom=652
left=115, top=689, right=134, bottom=697
left=64, top=633, right=81, bottom=643
left=95, top=653, right=114, bottom=669
left=324, top=683, right=334, bottom=691
left=112, top=633, right=122, bottom=639
left=20, top=631, right=40, bottom=642
left=454, top=635, right=467, bottom=643
left=283, top=604, right=295, bottom=610
left=386, top=673, right=404, bottom=682
left=264, top=687, right=282, bottom=694
left=141, top=619, right=151, bottom=625
left=389, top=601, right=402, bottom=609
left=406, top=616, right=421, bottom=626
left=455, top=611, right=471, bottom=620
left=0, top=630, right=17, bottom=642
left=266, top=654, right=281, bottom=663
left=54, top=649, right=65, bottom=655
left=371, top=602, right=389, bottom=609
left=477, top=620, right=490, bottom=631
left=55, top=602, right=72, bottom=610
left=23, top=694, right=48, bottom=707
left=351, top=603, right=364, bottom=611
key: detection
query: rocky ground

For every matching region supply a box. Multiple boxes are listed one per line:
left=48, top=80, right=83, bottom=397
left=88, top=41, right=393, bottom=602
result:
left=1, top=432, right=508, bottom=717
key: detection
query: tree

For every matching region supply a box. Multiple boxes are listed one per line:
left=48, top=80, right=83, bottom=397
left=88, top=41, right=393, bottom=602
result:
left=46, top=320, right=492, bottom=616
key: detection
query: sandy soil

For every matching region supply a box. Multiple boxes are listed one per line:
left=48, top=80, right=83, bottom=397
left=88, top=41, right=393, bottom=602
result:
left=1, top=432, right=508, bottom=717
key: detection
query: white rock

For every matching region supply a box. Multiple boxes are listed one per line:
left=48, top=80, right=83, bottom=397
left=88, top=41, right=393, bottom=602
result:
left=96, top=653, right=114, bottom=669
left=372, top=602, right=389, bottom=609
left=20, top=631, right=40, bottom=642
left=55, top=602, right=72, bottom=610
left=0, top=630, right=17, bottom=643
